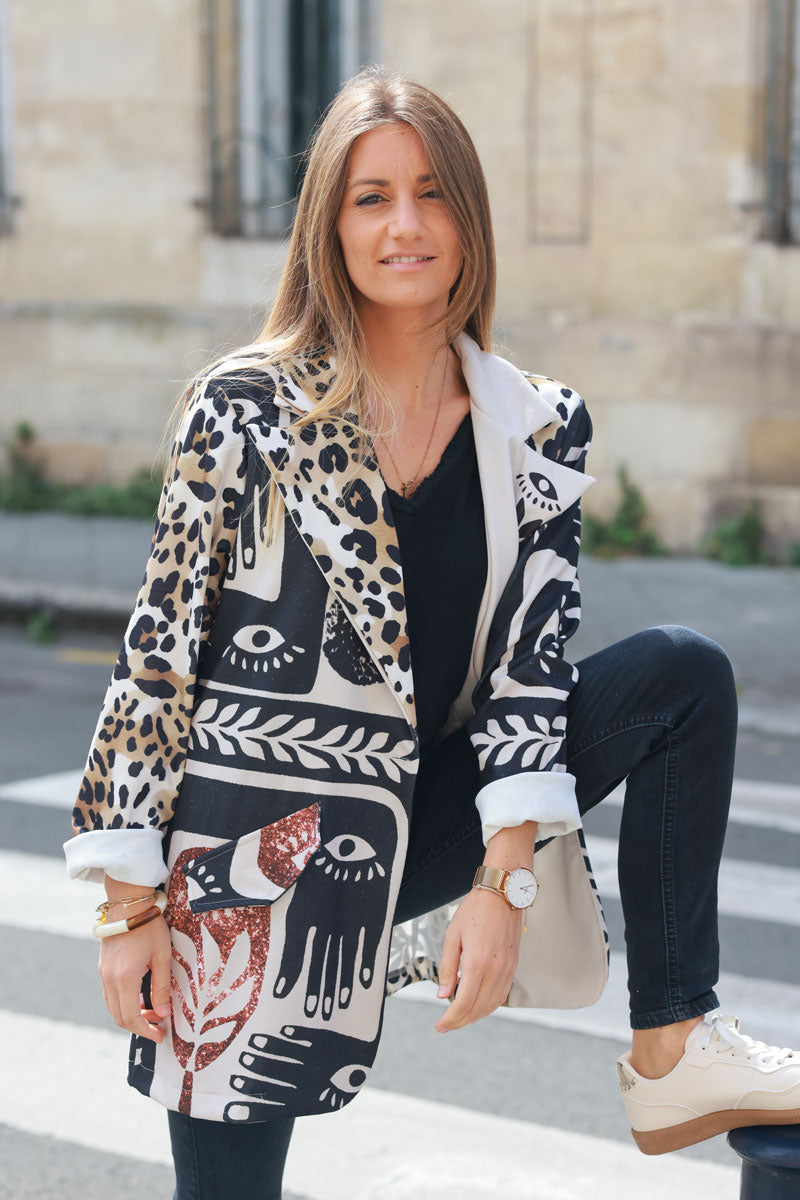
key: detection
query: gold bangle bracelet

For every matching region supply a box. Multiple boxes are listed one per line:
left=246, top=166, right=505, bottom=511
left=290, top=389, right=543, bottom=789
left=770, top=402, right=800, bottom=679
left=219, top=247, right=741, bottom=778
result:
left=95, top=890, right=159, bottom=916
left=92, top=890, right=168, bottom=939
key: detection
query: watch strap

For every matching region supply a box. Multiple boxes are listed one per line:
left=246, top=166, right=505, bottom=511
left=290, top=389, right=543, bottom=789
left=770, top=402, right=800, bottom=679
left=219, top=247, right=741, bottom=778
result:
left=472, top=865, right=508, bottom=894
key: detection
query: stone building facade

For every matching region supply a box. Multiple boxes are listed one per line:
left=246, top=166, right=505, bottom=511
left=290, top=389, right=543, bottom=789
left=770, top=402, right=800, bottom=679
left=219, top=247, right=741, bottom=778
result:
left=0, top=0, right=798, bottom=552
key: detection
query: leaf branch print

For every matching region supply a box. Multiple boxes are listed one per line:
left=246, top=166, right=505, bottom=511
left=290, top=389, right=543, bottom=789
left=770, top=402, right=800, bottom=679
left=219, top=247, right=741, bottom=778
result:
left=191, top=698, right=414, bottom=780
left=166, top=848, right=270, bottom=1114
left=472, top=713, right=566, bottom=772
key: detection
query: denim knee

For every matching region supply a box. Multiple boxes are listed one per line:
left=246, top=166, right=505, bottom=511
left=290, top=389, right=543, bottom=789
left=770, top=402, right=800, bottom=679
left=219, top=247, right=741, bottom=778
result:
left=647, top=624, right=737, bottom=719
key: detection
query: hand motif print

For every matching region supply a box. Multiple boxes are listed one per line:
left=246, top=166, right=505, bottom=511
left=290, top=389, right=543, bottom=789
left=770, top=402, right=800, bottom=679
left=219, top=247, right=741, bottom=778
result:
left=273, top=796, right=396, bottom=1020
left=223, top=1024, right=373, bottom=1121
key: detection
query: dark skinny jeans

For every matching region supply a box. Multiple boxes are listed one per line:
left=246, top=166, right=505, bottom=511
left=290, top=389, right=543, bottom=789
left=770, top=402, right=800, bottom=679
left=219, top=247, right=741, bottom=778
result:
left=169, top=624, right=737, bottom=1199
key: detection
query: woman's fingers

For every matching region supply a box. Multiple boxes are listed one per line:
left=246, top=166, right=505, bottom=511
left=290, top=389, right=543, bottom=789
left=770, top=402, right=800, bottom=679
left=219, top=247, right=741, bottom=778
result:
left=435, top=925, right=462, bottom=1001
left=98, top=919, right=171, bottom=1043
left=149, top=928, right=174, bottom=1019
left=435, top=891, right=521, bottom=1032
left=99, top=961, right=124, bottom=1030
left=118, top=970, right=167, bottom=1043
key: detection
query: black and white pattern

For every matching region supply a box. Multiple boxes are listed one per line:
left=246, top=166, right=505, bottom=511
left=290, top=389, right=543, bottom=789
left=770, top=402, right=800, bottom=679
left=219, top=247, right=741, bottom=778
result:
left=69, top=333, right=608, bottom=1122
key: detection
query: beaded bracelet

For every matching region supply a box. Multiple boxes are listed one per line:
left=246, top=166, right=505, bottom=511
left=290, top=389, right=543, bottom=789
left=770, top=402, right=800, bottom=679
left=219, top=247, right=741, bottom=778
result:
left=92, top=890, right=168, bottom=940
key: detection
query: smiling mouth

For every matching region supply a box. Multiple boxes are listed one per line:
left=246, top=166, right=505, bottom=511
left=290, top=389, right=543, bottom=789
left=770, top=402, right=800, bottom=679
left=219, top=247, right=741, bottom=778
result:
left=380, top=255, right=435, bottom=264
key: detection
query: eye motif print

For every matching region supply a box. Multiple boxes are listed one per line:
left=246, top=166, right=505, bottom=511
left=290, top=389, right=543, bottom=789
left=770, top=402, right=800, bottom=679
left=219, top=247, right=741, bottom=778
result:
left=273, top=796, right=396, bottom=1021
left=183, top=802, right=320, bottom=913
left=223, top=1025, right=373, bottom=1121
left=516, top=470, right=562, bottom=515
left=221, top=623, right=305, bottom=675
left=200, top=517, right=329, bottom=694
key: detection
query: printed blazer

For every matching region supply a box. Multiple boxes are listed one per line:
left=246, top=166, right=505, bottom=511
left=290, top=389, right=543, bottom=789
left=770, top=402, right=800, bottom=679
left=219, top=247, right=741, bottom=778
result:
left=67, top=332, right=609, bottom=1123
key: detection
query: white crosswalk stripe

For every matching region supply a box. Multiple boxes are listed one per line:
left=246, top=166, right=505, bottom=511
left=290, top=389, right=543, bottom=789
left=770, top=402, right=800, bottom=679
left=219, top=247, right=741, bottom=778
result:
left=4, top=769, right=800, bottom=829
left=396, top=952, right=800, bottom=1050
left=0, top=1008, right=739, bottom=1200
left=2, top=768, right=799, bottom=1196
left=583, top=834, right=800, bottom=927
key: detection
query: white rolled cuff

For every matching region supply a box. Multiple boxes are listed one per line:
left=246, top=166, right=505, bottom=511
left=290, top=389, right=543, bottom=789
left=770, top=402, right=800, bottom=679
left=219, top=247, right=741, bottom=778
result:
left=476, top=771, right=581, bottom=848
left=63, top=828, right=168, bottom=887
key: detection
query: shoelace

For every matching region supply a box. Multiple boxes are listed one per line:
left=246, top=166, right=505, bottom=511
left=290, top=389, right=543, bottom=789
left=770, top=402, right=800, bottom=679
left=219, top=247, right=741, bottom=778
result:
left=699, top=1013, right=795, bottom=1067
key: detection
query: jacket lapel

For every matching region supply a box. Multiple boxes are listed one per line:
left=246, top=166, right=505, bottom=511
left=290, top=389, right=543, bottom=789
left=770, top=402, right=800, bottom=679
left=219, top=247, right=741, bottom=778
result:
left=448, top=334, right=596, bottom=725
left=241, top=366, right=417, bottom=735
left=237, top=337, right=594, bottom=741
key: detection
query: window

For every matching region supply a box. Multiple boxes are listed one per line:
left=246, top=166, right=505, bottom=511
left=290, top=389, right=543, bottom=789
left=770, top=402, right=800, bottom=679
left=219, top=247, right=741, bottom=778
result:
left=526, top=0, right=594, bottom=244
left=206, top=0, right=377, bottom=238
left=764, top=0, right=800, bottom=242
left=0, top=0, right=14, bottom=235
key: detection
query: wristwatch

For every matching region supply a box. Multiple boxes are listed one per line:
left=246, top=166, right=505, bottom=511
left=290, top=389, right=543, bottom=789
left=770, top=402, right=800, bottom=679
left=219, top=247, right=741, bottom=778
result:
left=472, top=864, right=538, bottom=930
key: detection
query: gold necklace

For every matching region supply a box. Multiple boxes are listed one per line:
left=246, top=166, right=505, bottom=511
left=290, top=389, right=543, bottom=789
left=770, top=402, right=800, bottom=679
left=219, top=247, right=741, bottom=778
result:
left=380, top=349, right=450, bottom=498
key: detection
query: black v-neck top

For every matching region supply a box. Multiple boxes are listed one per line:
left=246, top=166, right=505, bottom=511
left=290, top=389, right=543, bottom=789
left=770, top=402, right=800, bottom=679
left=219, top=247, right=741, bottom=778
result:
left=387, top=413, right=488, bottom=756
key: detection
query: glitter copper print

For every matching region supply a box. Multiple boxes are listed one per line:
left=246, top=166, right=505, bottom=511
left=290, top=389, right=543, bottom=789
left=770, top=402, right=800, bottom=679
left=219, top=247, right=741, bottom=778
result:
left=165, top=806, right=320, bottom=1115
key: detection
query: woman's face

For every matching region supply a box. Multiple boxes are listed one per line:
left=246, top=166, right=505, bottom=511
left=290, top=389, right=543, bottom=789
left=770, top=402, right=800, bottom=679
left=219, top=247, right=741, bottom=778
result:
left=336, top=123, right=463, bottom=323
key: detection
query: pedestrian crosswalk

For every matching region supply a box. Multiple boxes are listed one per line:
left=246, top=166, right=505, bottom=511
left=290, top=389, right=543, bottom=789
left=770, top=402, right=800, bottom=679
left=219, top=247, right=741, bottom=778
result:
left=2, top=768, right=799, bottom=1199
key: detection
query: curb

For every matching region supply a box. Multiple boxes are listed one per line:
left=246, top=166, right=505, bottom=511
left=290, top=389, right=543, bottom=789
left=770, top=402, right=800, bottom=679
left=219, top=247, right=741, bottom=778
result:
left=0, top=581, right=131, bottom=635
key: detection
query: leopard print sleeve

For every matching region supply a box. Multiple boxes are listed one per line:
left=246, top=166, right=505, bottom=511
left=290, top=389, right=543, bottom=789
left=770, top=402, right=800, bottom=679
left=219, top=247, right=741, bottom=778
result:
left=65, top=378, right=247, bottom=884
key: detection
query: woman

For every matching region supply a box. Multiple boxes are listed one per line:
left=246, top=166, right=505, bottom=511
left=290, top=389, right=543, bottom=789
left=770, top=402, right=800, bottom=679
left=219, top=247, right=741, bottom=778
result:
left=65, top=66, right=799, bottom=1197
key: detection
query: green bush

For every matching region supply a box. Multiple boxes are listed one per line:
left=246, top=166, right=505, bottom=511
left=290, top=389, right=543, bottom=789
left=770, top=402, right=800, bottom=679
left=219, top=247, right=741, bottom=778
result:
left=582, top=466, right=666, bottom=559
left=786, top=542, right=800, bottom=567
left=0, top=424, right=162, bottom=519
left=27, top=609, right=57, bottom=645
left=701, top=503, right=766, bottom=566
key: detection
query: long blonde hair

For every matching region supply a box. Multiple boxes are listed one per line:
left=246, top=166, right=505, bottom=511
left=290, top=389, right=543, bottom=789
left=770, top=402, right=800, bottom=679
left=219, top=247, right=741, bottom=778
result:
left=169, top=65, right=496, bottom=525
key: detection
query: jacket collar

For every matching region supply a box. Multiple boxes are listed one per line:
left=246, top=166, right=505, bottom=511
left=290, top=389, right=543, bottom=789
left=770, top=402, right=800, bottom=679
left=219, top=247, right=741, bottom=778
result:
left=241, top=335, right=591, bottom=735
left=454, top=331, right=561, bottom=439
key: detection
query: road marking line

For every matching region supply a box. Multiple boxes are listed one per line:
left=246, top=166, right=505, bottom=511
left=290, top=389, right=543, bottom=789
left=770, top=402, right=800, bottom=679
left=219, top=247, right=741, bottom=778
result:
left=0, top=1008, right=739, bottom=1199
left=599, top=779, right=800, bottom=834
left=584, top=834, right=800, bottom=927
left=0, top=769, right=83, bottom=810
left=0, top=849, right=98, bottom=940
left=7, top=821, right=800, bottom=944
left=398, top=952, right=800, bottom=1052
left=56, top=648, right=118, bottom=666
left=3, top=848, right=799, bottom=1053
left=3, top=770, right=799, bottom=831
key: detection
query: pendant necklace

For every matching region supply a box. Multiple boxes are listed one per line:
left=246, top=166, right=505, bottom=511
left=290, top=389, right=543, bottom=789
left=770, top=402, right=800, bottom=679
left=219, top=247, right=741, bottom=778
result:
left=380, top=349, right=450, bottom=499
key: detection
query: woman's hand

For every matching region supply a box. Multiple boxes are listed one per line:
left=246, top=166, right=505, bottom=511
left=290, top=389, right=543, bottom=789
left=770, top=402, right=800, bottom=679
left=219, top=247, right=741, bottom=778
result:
left=434, top=886, right=523, bottom=1032
left=98, top=876, right=173, bottom=1044
left=434, top=819, right=537, bottom=1034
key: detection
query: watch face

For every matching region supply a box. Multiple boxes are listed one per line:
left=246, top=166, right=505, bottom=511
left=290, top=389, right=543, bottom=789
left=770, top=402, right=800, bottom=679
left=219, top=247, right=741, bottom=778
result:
left=506, top=868, right=538, bottom=909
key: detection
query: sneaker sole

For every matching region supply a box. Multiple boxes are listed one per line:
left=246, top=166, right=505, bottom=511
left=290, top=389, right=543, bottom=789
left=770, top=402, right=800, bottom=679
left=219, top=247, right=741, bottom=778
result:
left=632, top=1107, right=800, bottom=1155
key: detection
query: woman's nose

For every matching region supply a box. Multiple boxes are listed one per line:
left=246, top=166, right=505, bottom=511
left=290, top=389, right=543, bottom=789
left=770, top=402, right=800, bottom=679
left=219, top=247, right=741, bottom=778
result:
left=387, top=195, right=425, bottom=239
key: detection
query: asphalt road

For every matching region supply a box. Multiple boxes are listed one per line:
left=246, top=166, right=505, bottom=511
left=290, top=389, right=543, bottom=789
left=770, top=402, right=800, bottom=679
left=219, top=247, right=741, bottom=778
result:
left=1, top=623, right=798, bottom=1198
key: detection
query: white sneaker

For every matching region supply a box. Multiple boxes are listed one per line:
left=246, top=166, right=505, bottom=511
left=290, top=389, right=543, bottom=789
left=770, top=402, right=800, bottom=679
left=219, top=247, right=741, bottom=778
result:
left=616, top=1013, right=800, bottom=1155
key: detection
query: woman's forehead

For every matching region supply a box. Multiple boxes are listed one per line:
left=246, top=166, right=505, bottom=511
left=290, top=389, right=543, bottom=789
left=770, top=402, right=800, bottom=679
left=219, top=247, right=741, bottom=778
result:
left=347, top=124, right=430, bottom=180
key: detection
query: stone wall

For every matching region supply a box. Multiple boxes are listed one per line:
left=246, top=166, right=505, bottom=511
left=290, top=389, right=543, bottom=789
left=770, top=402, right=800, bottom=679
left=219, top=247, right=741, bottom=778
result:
left=1, top=0, right=798, bottom=553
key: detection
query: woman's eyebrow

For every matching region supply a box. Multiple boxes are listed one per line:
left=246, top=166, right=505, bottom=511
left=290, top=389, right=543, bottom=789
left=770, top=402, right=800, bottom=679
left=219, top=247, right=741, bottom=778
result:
left=347, top=173, right=435, bottom=190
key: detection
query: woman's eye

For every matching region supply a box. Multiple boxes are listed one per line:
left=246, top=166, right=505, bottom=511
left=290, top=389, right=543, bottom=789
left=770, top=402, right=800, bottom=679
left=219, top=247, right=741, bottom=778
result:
left=421, top=189, right=442, bottom=200
left=324, top=834, right=376, bottom=863
left=355, top=193, right=383, bottom=207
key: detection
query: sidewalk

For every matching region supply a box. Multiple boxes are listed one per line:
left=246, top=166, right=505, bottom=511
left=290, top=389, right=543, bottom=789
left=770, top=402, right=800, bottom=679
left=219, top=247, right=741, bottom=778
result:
left=1, top=510, right=799, bottom=736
